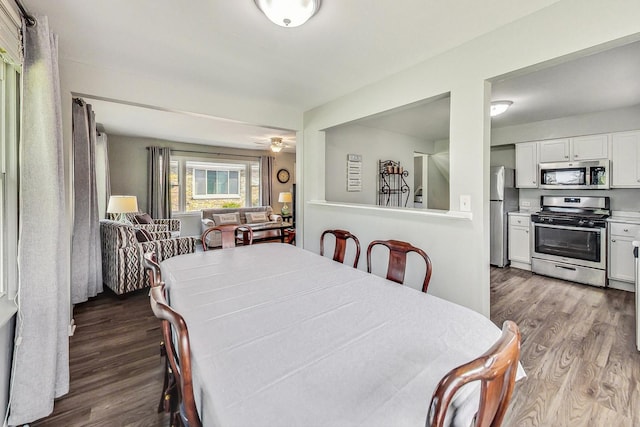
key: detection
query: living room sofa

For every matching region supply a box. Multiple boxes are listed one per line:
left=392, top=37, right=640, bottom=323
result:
left=201, top=206, right=283, bottom=248
left=100, top=219, right=196, bottom=295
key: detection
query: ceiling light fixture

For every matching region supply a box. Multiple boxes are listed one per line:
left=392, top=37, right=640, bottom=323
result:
left=254, top=0, right=321, bottom=28
left=270, top=137, right=284, bottom=152
left=490, top=100, right=513, bottom=117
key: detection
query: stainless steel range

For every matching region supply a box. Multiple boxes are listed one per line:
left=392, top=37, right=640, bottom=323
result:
left=531, top=196, right=610, bottom=287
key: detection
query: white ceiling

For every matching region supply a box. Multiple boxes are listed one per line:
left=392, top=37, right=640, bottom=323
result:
left=22, top=1, right=640, bottom=148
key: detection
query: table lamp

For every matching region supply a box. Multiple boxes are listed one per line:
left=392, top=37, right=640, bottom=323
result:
left=278, top=192, right=292, bottom=216
left=107, top=195, right=139, bottom=225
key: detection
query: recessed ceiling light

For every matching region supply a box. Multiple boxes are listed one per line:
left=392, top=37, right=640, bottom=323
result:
left=254, top=0, right=321, bottom=28
left=490, top=100, right=513, bottom=117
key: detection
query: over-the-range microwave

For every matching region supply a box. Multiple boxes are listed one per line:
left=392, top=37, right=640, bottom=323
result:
left=538, top=159, right=609, bottom=190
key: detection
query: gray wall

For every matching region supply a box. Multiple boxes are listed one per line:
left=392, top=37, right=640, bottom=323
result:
left=491, top=105, right=640, bottom=146
left=325, top=124, right=433, bottom=206
left=107, top=135, right=296, bottom=215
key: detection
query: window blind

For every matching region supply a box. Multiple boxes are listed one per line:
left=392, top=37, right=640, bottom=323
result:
left=0, top=0, right=21, bottom=66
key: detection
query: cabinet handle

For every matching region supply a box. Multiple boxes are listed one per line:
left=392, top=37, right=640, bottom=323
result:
left=564, top=155, right=569, bottom=159
left=624, top=229, right=629, bottom=232
left=525, top=230, right=529, bottom=233
left=612, top=239, right=616, bottom=242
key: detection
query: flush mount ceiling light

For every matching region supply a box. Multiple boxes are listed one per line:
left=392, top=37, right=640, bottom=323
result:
left=490, top=100, right=513, bottom=117
left=254, top=0, right=322, bottom=27
left=270, top=137, right=284, bottom=152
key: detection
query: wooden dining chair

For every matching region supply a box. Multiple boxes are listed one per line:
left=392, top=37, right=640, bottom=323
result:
left=149, top=283, right=202, bottom=427
left=201, top=224, right=253, bottom=251
left=366, top=239, right=432, bottom=293
left=426, top=320, right=521, bottom=427
left=320, top=229, right=361, bottom=268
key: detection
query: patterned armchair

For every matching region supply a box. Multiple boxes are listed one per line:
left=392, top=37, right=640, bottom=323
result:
left=100, top=219, right=196, bottom=295
left=107, top=212, right=181, bottom=237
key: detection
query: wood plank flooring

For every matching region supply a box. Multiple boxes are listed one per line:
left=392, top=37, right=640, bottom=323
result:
left=31, top=289, right=170, bottom=427
left=492, top=267, right=640, bottom=427
left=31, top=268, right=639, bottom=426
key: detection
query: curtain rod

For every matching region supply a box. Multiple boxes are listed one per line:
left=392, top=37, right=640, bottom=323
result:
left=14, top=0, right=36, bottom=26
left=156, top=148, right=265, bottom=160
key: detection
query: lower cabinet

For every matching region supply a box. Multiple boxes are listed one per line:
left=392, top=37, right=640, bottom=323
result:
left=508, top=213, right=531, bottom=271
left=608, top=219, right=640, bottom=291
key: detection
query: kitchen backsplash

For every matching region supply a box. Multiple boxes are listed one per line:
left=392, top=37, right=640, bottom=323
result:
left=518, top=188, right=640, bottom=212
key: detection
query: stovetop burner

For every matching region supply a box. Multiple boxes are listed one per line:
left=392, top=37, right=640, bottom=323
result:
left=531, top=195, right=610, bottom=228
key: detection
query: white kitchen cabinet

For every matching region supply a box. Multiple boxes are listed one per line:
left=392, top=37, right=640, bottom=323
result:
left=571, top=134, right=609, bottom=160
left=608, top=219, right=640, bottom=292
left=611, top=130, right=640, bottom=188
left=508, top=213, right=531, bottom=270
left=538, top=139, right=570, bottom=162
left=515, top=142, right=538, bottom=188
left=538, top=135, right=608, bottom=163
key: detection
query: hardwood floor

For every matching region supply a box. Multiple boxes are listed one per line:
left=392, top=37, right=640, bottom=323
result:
left=492, top=267, right=640, bottom=427
left=31, top=289, right=170, bottom=427
left=31, top=268, right=639, bottom=426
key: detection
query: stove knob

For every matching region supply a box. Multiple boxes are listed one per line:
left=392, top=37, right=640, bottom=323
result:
left=588, top=221, right=595, bottom=227
left=578, top=219, right=586, bottom=226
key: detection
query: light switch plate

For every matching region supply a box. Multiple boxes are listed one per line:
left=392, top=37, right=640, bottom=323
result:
left=522, top=201, right=531, bottom=207
left=460, top=195, right=471, bottom=212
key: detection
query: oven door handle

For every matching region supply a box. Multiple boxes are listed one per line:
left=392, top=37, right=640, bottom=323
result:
left=532, top=223, right=604, bottom=232
left=555, top=264, right=577, bottom=271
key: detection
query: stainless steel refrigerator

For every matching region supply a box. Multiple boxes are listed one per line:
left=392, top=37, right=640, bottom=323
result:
left=490, top=166, right=519, bottom=267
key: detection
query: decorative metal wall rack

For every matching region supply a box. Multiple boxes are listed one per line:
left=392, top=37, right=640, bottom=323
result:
left=378, top=160, right=410, bottom=207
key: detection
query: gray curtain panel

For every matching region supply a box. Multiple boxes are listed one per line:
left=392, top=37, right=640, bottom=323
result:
left=147, top=146, right=171, bottom=218
left=10, top=15, right=70, bottom=425
left=260, top=155, right=274, bottom=206
left=71, top=99, right=103, bottom=304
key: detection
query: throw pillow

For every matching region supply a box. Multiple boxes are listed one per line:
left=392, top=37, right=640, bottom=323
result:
left=135, top=228, right=153, bottom=243
left=245, top=211, right=269, bottom=223
left=134, top=213, right=154, bottom=224
left=212, top=213, right=240, bottom=226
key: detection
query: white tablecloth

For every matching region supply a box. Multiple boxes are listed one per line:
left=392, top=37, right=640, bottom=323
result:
left=160, top=244, right=522, bottom=426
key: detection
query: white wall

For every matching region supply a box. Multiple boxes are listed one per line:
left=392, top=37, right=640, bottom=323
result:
left=325, top=124, right=432, bottom=206
left=301, top=0, right=640, bottom=316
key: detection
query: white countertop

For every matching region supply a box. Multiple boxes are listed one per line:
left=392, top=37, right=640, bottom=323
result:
left=608, top=211, right=640, bottom=223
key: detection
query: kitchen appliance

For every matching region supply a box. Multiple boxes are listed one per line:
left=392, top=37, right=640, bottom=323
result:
left=531, top=195, right=610, bottom=287
left=490, top=166, right=519, bottom=267
left=633, top=241, right=640, bottom=351
left=539, top=159, right=609, bottom=190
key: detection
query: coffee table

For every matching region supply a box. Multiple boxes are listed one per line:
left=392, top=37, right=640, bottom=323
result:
left=237, top=221, right=293, bottom=244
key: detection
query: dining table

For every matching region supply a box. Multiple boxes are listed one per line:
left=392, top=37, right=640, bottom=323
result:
left=160, top=243, right=524, bottom=427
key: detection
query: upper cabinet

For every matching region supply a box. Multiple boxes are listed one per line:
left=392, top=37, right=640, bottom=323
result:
left=538, top=135, right=608, bottom=163
left=538, top=138, right=570, bottom=162
left=515, top=142, right=538, bottom=188
left=611, top=130, right=640, bottom=188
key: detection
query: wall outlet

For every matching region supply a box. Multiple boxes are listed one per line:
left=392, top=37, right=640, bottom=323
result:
left=460, top=195, right=471, bottom=212
left=521, top=201, right=531, bottom=207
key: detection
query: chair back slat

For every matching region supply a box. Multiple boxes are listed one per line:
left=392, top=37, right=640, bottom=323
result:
left=201, top=224, right=253, bottom=251
left=320, top=229, right=361, bottom=268
left=367, top=239, right=432, bottom=293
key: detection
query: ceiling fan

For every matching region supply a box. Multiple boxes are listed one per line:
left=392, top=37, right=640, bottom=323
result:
left=254, top=136, right=292, bottom=153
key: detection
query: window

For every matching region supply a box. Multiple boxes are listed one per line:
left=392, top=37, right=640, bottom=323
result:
left=193, top=169, right=239, bottom=197
left=0, top=58, right=19, bottom=297
left=171, top=157, right=260, bottom=213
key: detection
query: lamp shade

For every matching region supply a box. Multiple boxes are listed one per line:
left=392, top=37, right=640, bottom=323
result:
left=278, top=192, right=293, bottom=203
left=107, top=195, right=139, bottom=213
